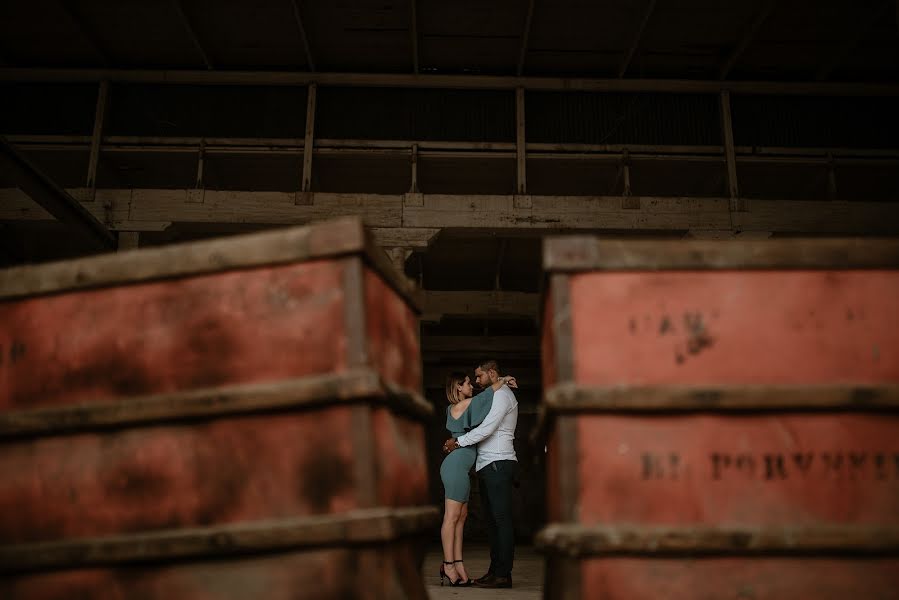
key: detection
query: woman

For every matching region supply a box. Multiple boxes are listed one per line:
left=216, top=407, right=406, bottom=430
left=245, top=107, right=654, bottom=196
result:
left=438, top=371, right=516, bottom=586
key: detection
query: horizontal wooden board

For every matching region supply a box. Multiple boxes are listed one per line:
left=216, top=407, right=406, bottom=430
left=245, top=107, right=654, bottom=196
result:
left=568, top=413, right=899, bottom=527
left=0, top=368, right=432, bottom=438
left=566, top=270, right=899, bottom=386
left=544, top=237, right=899, bottom=272
left=0, top=260, right=350, bottom=410
left=536, top=523, right=899, bottom=556
left=560, top=556, right=899, bottom=600
left=542, top=383, right=899, bottom=413
left=0, top=408, right=366, bottom=546
left=0, top=216, right=420, bottom=310
left=0, top=506, right=438, bottom=572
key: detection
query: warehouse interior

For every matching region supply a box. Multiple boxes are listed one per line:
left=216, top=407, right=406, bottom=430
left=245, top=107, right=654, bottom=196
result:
left=1, top=1, right=898, bottom=596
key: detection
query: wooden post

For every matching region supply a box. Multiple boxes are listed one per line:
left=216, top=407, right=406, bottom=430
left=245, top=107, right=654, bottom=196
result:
left=86, top=80, right=109, bottom=193
left=196, top=138, right=205, bottom=189
left=621, top=149, right=640, bottom=208
left=409, top=143, right=419, bottom=193
left=516, top=87, right=526, bottom=195
left=298, top=83, right=317, bottom=204
left=623, top=149, right=632, bottom=197
left=385, top=247, right=412, bottom=275
left=719, top=90, right=742, bottom=211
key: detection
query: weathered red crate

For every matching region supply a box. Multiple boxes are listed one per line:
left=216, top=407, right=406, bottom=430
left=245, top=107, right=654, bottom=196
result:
left=537, top=237, right=899, bottom=599
left=0, top=217, right=435, bottom=599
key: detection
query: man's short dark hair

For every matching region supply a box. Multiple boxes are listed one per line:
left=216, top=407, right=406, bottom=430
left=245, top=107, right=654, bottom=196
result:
left=479, top=359, right=500, bottom=374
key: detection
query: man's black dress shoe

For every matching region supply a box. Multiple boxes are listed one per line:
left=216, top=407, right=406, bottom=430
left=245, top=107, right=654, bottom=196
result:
left=474, top=574, right=512, bottom=588
left=474, top=572, right=494, bottom=585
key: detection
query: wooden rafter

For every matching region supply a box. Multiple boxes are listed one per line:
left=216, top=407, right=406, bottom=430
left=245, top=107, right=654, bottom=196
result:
left=0, top=139, right=116, bottom=250
left=290, top=0, right=316, bottom=72
left=173, top=0, right=213, bottom=70
left=517, top=0, right=535, bottom=76
left=4, top=68, right=899, bottom=96
left=57, top=0, right=112, bottom=67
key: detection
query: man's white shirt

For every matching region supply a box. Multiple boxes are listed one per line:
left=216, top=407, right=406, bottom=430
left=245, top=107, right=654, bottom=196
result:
left=456, top=385, right=518, bottom=471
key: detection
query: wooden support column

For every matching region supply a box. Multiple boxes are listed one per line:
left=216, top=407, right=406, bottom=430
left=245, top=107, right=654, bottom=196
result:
left=385, top=247, right=412, bottom=276
left=298, top=83, right=317, bottom=205
left=85, top=80, right=109, bottom=195
left=516, top=87, right=526, bottom=195
left=719, top=90, right=744, bottom=212
left=621, top=149, right=640, bottom=208
left=186, top=138, right=206, bottom=204
left=409, top=143, right=419, bottom=193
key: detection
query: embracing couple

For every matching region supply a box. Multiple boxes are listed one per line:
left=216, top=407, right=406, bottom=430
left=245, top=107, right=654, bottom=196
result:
left=439, top=359, right=519, bottom=589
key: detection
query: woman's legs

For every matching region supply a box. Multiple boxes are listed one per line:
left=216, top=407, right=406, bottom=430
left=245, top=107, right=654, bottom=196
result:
left=453, top=502, right=471, bottom=582
left=440, top=499, right=464, bottom=582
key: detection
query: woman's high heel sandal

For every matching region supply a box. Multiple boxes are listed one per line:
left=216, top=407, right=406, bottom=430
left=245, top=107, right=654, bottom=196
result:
left=453, top=560, right=474, bottom=586
left=439, top=561, right=466, bottom=586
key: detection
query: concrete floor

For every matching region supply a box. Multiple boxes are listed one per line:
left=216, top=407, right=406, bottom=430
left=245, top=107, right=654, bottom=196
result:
left=423, top=543, right=543, bottom=600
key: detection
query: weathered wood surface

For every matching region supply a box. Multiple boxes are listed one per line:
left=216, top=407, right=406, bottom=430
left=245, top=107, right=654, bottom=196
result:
left=1, top=537, right=432, bottom=599
left=544, top=236, right=899, bottom=272
left=542, top=383, right=899, bottom=412
left=561, top=413, right=899, bottom=527
left=0, top=506, right=438, bottom=572
left=537, top=523, right=899, bottom=556
left=0, top=260, right=349, bottom=409
left=0, top=368, right=431, bottom=438
left=542, top=555, right=899, bottom=600
left=564, top=270, right=898, bottom=386
left=364, top=269, right=422, bottom=391
left=0, top=407, right=366, bottom=545
left=0, top=216, right=419, bottom=309
left=4, top=188, right=899, bottom=236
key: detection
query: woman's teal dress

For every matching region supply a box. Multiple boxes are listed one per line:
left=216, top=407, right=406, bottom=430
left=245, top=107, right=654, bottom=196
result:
left=439, top=387, right=494, bottom=502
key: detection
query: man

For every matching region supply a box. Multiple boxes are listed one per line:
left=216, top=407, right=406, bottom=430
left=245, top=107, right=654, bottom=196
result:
left=443, top=359, right=518, bottom=588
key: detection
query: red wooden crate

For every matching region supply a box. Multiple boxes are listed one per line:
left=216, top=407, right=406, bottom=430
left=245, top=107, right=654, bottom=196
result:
left=538, top=237, right=899, bottom=599
left=0, top=218, right=435, bottom=599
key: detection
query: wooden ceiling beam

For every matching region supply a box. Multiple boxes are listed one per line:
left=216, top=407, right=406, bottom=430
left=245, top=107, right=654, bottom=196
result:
left=3, top=69, right=899, bottom=96
left=173, top=0, right=213, bottom=70
left=7, top=135, right=899, bottom=164
left=57, top=0, right=112, bottom=67
left=2, top=189, right=896, bottom=236
left=516, top=0, right=535, bottom=76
